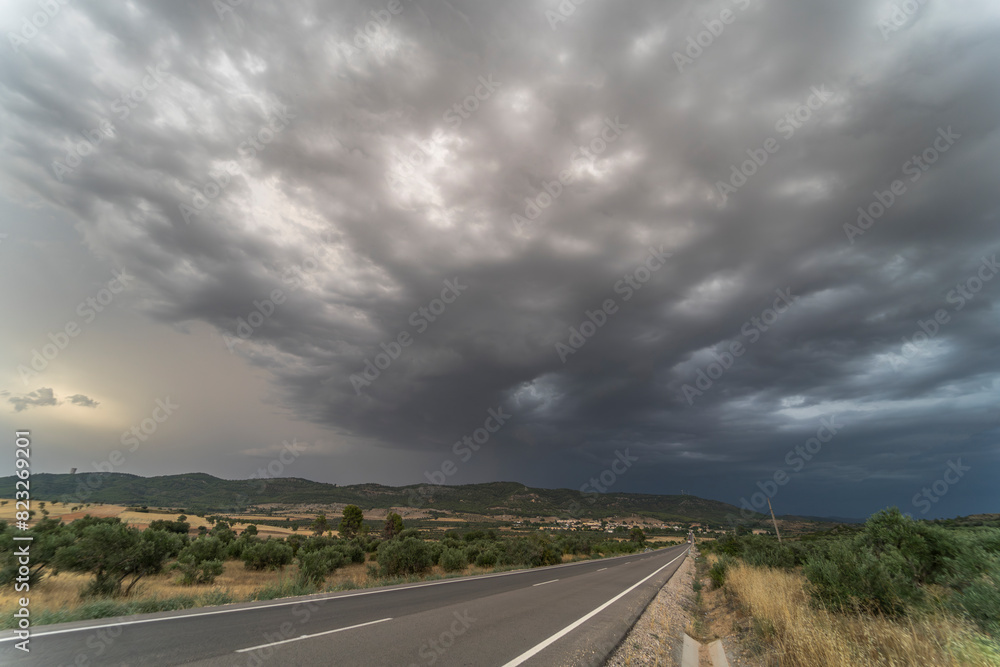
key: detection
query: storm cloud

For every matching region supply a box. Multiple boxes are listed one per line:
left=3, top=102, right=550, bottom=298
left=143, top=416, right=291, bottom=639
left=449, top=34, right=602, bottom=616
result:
left=1, top=0, right=998, bottom=518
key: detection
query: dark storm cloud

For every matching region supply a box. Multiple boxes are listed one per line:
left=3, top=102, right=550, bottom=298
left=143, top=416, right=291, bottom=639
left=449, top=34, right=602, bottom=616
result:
left=9, top=387, right=58, bottom=412
left=2, top=0, right=999, bottom=516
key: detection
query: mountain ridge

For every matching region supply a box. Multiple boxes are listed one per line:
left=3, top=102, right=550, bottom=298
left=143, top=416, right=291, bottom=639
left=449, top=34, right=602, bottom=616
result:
left=0, top=471, right=834, bottom=528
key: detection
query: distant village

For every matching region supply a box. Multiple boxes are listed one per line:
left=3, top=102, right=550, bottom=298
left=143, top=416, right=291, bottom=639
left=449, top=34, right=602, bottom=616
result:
left=509, top=516, right=762, bottom=537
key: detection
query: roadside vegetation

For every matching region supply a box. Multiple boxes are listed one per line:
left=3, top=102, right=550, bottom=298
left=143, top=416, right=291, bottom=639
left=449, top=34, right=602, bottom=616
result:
left=700, top=507, right=1000, bottom=666
left=0, top=506, right=657, bottom=628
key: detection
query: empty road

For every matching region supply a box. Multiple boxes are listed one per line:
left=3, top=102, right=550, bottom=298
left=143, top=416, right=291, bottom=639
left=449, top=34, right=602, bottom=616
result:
left=1, top=543, right=689, bottom=666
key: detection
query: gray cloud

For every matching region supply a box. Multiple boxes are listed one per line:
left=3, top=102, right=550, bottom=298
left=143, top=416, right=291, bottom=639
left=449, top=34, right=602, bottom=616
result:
left=1, top=0, right=999, bottom=518
left=10, top=388, right=58, bottom=412
left=67, top=394, right=99, bottom=408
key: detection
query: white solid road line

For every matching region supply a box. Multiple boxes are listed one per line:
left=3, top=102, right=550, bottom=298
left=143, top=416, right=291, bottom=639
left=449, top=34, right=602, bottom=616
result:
left=532, top=579, right=558, bottom=587
left=597, top=568, right=607, bottom=572
left=501, top=548, right=689, bottom=667
left=235, top=617, right=393, bottom=653
left=0, top=548, right=675, bottom=643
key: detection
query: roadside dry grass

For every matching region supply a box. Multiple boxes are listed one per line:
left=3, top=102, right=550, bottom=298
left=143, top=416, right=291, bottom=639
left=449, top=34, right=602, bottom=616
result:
left=723, top=561, right=1000, bottom=667
left=0, top=545, right=614, bottom=629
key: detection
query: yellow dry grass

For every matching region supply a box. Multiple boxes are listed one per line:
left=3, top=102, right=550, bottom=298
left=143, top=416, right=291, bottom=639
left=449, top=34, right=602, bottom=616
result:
left=0, top=558, right=373, bottom=618
left=0, top=499, right=125, bottom=522
left=724, top=562, right=1000, bottom=667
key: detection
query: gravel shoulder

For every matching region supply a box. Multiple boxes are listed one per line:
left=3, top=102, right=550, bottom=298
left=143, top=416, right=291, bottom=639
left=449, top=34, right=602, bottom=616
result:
left=604, top=548, right=696, bottom=666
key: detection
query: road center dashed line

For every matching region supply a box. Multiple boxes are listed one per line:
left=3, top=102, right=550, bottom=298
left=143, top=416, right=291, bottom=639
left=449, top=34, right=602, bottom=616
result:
left=532, top=579, right=558, bottom=587
left=235, top=617, right=392, bottom=653
left=502, top=548, right=689, bottom=667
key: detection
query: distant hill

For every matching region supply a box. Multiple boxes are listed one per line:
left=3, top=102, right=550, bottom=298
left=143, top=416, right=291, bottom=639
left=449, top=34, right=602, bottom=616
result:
left=0, top=472, right=834, bottom=529
left=793, top=514, right=865, bottom=524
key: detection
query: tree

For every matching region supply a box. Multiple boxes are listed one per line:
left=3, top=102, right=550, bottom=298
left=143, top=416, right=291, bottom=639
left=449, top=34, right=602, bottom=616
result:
left=310, top=514, right=330, bottom=536
left=629, top=526, right=646, bottom=544
left=339, top=505, right=364, bottom=539
left=383, top=512, right=404, bottom=539
left=242, top=524, right=258, bottom=537
left=172, top=536, right=225, bottom=585
left=0, top=518, right=72, bottom=588
left=55, top=522, right=181, bottom=596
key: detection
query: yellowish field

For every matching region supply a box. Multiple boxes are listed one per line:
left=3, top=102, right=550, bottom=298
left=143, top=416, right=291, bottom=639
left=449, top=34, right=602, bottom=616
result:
left=1, top=500, right=305, bottom=538
left=0, top=499, right=124, bottom=523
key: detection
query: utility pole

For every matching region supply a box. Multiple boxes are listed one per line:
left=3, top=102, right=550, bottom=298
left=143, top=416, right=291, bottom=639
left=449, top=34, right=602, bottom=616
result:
left=766, top=497, right=783, bottom=543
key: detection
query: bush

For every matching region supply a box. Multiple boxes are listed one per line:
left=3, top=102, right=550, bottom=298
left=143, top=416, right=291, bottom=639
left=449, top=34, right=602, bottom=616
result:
left=709, top=556, right=730, bottom=589
left=377, top=537, right=433, bottom=577
left=805, top=533, right=925, bottom=615
left=475, top=549, right=499, bottom=568
left=147, top=519, right=190, bottom=535
left=297, top=547, right=350, bottom=587
left=242, top=540, right=293, bottom=571
left=172, top=536, right=226, bottom=585
left=950, top=562, right=1000, bottom=637
left=439, top=547, right=468, bottom=572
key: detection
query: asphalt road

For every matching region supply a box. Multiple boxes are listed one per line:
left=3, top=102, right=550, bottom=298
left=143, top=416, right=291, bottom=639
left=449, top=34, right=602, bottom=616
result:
left=1, top=543, right=689, bottom=666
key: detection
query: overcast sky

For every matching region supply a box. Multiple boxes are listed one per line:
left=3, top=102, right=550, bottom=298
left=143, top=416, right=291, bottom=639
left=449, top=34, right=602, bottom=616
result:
left=1, top=0, right=998, bottom=520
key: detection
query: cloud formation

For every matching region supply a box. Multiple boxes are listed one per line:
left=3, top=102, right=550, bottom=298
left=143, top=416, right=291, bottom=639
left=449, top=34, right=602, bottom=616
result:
left=1, top=0, right=999, bottom=517
left=67, top=394, right=99, bottom=408
left=9, top=388, right=58, bottom=412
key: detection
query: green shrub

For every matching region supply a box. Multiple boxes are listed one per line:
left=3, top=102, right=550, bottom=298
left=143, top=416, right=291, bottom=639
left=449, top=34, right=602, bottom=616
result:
left=708, top=556, right=730, bottom=589
left=297, top=547, right=350, bottom=587
left=377, top=537, right=433, bottom=577
left=439, top=547, right=468, bottom=572
left=475, top=549, right=499, bottom=568
left=804, top=533, right=924, bottom=615
left=950, top=562, right=1000, bottom=637
left=241, top=540, right=293, bottom=571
